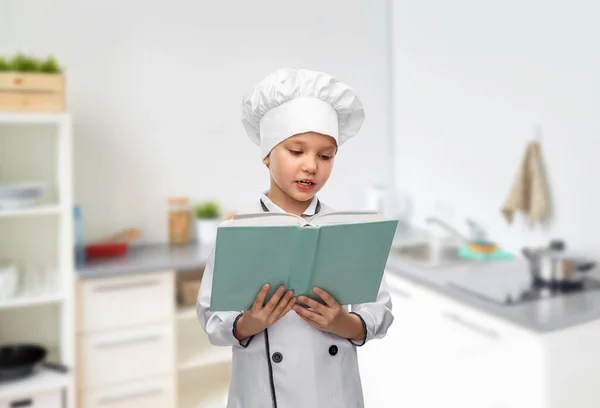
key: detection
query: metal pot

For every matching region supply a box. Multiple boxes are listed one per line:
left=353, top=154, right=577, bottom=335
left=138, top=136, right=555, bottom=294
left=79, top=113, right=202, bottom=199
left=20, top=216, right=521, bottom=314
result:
left=521, top=240, right=596, bottom=291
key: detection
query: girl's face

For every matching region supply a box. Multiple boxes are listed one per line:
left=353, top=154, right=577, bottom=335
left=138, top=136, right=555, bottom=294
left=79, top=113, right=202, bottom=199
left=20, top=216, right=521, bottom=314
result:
left=264, top=132, right=337, bottom=208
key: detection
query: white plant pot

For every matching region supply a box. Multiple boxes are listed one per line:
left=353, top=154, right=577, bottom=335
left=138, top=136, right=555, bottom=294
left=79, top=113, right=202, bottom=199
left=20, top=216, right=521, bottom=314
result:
left=196, top=219, right=220, bottom=246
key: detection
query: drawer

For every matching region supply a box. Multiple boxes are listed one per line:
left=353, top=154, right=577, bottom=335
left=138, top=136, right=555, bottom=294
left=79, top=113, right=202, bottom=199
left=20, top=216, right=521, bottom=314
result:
left=415, top=283, right=533, bottom=342
left=78, top=323, right=174, bottom=389
left=0, top=390, right=61, bottom=408
left=80, top=375, right=175, bottom=408
left=77, top=270, right=174, bottom=333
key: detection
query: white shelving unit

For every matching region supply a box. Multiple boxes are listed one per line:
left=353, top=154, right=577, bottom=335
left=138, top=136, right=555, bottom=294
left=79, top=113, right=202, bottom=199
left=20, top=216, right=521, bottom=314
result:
left=176, top=304, right=232, bottom=407
left=0, top=113, right=75, bottom=407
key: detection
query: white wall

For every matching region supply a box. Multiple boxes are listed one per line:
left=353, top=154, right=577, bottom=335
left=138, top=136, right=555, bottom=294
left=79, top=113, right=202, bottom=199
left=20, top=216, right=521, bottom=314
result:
left=1, top=0, right=392, bottom=242
left=392, top=0, right=600, bottom=256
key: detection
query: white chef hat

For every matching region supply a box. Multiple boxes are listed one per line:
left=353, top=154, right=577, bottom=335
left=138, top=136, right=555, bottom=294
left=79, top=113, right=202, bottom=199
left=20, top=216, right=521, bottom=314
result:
left=241, top=68, right=365, bottom=158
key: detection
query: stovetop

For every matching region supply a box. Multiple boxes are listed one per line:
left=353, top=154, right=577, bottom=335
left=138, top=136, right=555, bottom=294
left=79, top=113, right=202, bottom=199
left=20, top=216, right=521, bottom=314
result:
left=448, top=272, right=600, bottom=306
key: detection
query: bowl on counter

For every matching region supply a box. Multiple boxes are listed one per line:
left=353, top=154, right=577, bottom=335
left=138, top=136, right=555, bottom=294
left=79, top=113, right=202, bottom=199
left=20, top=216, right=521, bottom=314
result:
left=0, top=182, right=47, bottom=209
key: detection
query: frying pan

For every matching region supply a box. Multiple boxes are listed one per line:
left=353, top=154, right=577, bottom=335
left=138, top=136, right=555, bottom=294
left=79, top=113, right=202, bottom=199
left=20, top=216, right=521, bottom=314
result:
left=0, top=344, right=69, bottom=381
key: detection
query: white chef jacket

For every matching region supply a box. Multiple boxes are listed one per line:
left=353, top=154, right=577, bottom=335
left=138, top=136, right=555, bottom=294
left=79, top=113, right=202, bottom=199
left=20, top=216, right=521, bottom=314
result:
left=196, top=194, right=394, bottom=408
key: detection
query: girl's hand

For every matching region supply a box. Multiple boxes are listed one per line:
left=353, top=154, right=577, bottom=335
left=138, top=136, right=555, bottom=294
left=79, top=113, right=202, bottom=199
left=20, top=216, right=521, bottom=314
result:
left=294, top=287, right=365, bottom=341
left=235, top=284, right=296, bottom=340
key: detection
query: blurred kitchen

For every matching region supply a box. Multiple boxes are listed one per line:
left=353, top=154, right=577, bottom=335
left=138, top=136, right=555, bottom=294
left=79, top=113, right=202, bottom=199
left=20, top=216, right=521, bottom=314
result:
left=1, top=0, right=600, bottom=407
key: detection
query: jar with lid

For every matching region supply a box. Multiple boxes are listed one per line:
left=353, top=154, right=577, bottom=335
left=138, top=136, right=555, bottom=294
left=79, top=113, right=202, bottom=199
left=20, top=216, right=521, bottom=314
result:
left=168, top=197, right=192, bottom=245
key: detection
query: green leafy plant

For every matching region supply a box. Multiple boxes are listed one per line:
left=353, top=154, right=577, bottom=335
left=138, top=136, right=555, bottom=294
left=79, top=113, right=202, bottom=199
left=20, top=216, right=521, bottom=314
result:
left=0, top=53, right=62, bottom=74
left=0, top=57, right=9, bottom=71
left=194, top=201, right=220, bottom=219
left=39, top=56, right=61, bottom=73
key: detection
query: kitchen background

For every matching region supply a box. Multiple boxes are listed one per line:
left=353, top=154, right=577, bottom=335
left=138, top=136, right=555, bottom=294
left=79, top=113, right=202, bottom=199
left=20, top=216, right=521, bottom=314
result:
left=2, top=0, right=600, bottom=407
left=4, top=0, right=598, bottom=256
left=2, top=0, right=394, bottom=243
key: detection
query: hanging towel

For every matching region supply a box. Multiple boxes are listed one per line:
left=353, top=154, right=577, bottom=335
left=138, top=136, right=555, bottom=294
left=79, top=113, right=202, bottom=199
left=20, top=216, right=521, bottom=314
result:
left=501, top=140, right=550, bottom=225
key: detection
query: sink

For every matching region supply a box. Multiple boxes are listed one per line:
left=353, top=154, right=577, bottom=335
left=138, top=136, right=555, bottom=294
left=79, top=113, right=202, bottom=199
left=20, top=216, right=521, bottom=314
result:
left=390, top=241, right=476, bottom=268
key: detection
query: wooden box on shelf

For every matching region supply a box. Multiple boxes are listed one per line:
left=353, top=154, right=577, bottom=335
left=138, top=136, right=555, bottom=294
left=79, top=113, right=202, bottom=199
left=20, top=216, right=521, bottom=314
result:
left=0, top=72, right=65, bottom=112
left=176, top=268, right=204, bottom=307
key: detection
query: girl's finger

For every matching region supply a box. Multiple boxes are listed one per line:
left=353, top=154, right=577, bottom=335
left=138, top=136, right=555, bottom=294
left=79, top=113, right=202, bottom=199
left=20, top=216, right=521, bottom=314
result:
left=270, top=290, right=294, bottom=320
left=264, top=285, right=287, bottom=313
left=297, top=312, right=321, bottom=330
left=297, top=296, right=327, bottom=315
left=313, top=287, right=338, bottom=307
left=294, top=304, right=326, bottom=326
left=276, top=296, right=297, bottom=321
left=253, top=283, right=270, bottom=310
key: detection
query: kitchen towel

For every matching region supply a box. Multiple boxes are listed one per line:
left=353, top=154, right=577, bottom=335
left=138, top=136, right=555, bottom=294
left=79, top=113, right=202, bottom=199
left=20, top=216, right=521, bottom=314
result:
left=501, top=140, right=549, bottom=225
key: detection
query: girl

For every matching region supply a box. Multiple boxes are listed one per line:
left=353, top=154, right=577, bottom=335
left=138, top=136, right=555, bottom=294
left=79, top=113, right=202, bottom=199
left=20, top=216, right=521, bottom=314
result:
left=197, top=68, right=394, bottom=408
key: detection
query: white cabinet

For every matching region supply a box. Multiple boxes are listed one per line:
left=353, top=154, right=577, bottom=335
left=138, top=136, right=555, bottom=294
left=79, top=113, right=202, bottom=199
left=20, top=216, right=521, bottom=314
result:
left=77, top=271, right=174, bottom=332
left=0, top=389, right=62, bottom=408
left=78, top=323, right=174, bottom=389
left=359, top=271, right=433, bottom=407
left=79, top=376, right=175, bottom=408
left=360, top=270, right=544, bottom=408
left=76, top=269, right=233, bottom=408
left=76, top=270, right=177, bottom=408
left=0, top=113, right=75, bottom=407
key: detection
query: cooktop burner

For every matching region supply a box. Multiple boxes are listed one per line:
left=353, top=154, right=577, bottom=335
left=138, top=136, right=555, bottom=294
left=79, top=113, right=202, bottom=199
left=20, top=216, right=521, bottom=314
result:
left=447, top=271, right=600, bottom=306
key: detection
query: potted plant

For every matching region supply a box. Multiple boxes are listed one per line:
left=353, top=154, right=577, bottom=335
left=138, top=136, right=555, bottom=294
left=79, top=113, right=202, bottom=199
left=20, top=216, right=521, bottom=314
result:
left=0, top=52, right=65, bottom=112
left=193, top=200, right=221, bottom=246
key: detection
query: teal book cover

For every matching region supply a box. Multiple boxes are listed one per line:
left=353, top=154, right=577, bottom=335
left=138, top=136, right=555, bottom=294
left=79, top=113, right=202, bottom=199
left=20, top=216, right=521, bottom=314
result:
left=210, top=211, right=398, bottom=311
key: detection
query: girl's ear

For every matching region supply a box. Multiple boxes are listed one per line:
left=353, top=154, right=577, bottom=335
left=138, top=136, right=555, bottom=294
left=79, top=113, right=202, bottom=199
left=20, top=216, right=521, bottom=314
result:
left=263, top=155, right=270, bottom=167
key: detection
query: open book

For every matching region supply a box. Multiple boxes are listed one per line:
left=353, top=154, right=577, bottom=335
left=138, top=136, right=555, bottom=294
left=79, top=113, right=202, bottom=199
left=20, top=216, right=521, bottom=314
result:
left=209, top=210, right=398, bottom=311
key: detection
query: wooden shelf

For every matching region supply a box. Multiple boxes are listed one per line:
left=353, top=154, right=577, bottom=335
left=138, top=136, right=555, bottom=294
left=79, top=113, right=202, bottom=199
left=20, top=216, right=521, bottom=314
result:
left=0, top=292, right=64, bottom=311
left=178, top=344, right=231, bottom=371
left=180, top=390, right=229, bottom=408
left=179, top=362, right=230, bottom=408
left=0, top=113, right=69, bottom=125
left=0, top=369, right=70, bottom=400
left=0, top=204, right=63, bottom=218
left=0, top=110, right=75, bottom=407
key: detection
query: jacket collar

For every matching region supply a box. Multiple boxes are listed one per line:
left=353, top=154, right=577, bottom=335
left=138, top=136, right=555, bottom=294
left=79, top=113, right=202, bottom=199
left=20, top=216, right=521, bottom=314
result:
left=260, top=192, right=320, bottom=215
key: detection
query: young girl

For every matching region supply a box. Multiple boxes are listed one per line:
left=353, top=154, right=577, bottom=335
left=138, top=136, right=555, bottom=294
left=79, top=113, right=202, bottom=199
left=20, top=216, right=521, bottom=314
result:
left=196, top=68, right=394, bottom=408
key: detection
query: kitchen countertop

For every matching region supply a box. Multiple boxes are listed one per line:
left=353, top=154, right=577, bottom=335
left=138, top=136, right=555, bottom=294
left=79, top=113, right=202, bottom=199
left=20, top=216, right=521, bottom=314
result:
left=76, top=228, right=600, bottom=334
left=76, top=242, right=212, bottom=278
left=75, top=225, right=431, bottom=279
left=385, top=228, right=600, bottom=334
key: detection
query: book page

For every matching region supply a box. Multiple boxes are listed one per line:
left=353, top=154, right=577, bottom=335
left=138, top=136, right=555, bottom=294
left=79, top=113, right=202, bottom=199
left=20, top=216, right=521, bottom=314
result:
left=307, top=210, right=383, bottom=226
left=224, top=212, right=306, bottom=227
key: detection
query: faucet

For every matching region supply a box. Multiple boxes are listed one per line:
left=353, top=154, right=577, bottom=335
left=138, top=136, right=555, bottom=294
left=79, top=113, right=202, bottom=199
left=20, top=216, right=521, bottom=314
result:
left=424, top=216, right=469, bottom=245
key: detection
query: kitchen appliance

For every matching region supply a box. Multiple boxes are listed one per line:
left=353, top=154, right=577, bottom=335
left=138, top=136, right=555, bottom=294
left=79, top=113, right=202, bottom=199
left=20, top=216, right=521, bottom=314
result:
left=0, top=344, right=68, bottom=381
left=522, top=240, right=596, bottom=290
left=447, top=259, right=600, bottom=306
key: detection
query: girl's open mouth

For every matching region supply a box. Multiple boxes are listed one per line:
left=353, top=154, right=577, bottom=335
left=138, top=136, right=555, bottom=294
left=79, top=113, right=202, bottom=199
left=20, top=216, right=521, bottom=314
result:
left=296, top=180, right=315, bottom=190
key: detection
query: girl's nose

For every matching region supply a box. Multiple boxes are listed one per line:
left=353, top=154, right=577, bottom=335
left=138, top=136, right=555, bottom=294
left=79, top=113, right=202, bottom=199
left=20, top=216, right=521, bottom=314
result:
left=301, top=156, right=318, bottom=173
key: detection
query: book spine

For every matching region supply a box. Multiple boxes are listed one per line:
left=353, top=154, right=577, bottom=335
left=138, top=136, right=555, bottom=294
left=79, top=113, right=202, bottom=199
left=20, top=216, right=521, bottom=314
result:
left=287, top=226, right=320, bottom=297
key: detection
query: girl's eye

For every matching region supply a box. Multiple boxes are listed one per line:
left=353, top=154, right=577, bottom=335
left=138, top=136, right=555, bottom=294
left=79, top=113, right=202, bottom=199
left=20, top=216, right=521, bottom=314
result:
left=320, top=155, right=332, bottom=160
left=289, top=150, right=302, bottom=155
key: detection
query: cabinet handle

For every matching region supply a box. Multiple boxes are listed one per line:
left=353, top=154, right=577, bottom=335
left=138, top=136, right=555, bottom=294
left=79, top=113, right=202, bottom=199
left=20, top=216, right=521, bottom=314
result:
left=442, top=312, right=499, bottom=339
left=93, top=280, right=161, bottom=292
left=10, top=399, right=33, bottom=408
left=96, top=334, right=162, bottom=349
left=98, top=387, right=163, bottom=404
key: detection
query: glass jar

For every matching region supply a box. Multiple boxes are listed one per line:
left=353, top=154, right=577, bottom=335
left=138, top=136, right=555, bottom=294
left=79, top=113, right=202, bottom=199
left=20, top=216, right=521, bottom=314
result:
left=168, top=196, right=191, bottom=245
